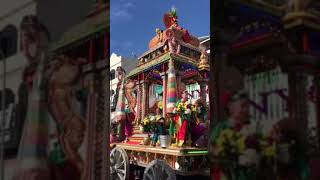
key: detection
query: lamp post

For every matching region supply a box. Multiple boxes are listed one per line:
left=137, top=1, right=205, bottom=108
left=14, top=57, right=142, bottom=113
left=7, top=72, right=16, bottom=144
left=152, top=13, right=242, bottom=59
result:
left=0, top=45, right=6, bottom=180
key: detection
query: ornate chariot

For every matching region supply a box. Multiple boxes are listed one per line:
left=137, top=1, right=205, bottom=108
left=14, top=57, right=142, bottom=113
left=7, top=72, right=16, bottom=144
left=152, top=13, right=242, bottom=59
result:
left=110, top=8, right=210, bottom=180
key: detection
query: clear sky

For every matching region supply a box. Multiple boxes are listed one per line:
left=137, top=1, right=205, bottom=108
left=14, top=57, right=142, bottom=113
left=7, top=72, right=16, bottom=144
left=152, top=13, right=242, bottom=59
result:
left=110, top=0, right=210, bottom=58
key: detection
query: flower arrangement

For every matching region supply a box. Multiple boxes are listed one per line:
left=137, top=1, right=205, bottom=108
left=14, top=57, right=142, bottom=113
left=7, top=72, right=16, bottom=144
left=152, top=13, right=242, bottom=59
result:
left=211, top=123, right=306, bottom=180
left=142, top=114, right=162, bottom=133
left=215, top=129, right=240, bottom=155
left=174, top=101, right=194, bottom=116
left=142, top=116, right=153, bottom=133
left=212, top=126, right=281, bottom=179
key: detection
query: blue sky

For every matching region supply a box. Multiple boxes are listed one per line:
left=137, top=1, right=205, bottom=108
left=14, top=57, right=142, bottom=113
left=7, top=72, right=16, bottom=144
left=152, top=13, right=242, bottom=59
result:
left=110, top=0, right=210, bottom=58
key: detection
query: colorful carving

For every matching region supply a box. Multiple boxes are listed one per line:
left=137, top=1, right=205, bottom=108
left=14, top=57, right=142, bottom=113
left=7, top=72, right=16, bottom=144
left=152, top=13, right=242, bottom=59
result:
left=168, top=36, right=181, bottom=54
left=111, top=67, right=137, bottom=143
left=46, top=55, right=87, bottom=180
left=198, top=50, right=210, bottom=71
left=124, top=79, right=137, bottom=116
left=163, top=7, right=179, bottom=29
left=166, top=59, right=177, bottom=113
left=148, top=28, right=164, bottom=48
left=148, top=8, right=200, bottom=50
left=114, top=68, right=127, bottom=122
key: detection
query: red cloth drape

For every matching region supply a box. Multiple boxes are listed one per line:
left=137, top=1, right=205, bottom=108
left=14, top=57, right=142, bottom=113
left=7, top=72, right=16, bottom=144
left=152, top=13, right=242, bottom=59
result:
left=178, top=120, right=188, bottom=141
left=212, top=166, right=223, bottom=180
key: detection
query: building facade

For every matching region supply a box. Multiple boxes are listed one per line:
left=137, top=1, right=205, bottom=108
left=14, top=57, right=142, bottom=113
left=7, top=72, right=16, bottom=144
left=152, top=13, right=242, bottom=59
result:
left=0, top=1, right=37, bottom=179
left=110, top=53, right=137, bottom=111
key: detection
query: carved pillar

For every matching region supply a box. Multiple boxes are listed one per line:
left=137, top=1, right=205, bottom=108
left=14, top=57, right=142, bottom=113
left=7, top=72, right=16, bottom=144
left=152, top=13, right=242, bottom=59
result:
left=141, top=80, right=149, bottom=120
left=104, top=32, right=109, bottom=59
left=85, top=75, right=96, bottom=180
left=176, top=71, right=182, bottom=98
left=136, top=81, right=142, bottom=125
left=94, top=74, right=105, bottom=180
left=287, top=69, right=308, bottom=146
left=315, top=75, right=320, bottom=147
left=166, top=59, right=178, bottom=114
left=89, top=40, right=94, bottom=63
left=160, top=72, right=167, bottom=117
left=146, top=83, right=150, bottom=115
left=101, top=70, right=110, bottom=180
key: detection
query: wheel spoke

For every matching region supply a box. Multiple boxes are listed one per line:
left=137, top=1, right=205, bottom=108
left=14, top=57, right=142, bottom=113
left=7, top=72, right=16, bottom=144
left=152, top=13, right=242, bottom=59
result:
left=155, top=166, right=160, bottom=180
left=145, top=173, right=153, bottom=180
left=110, top=148, right=128, bottom=180
left=110, top=167, right=115, bottom=174
left=151, top=166, right=156, bottom=178
left=115, top=160, right=125, bottom=169
left=143, top=160, right=176, bottom=180
left=114, top=151, right=120, bottom=164
left=117, top=173, right=124, bottom=180
left=111, top=174, right=118, bottom=180
left=117, top=169, right=126, bottom=174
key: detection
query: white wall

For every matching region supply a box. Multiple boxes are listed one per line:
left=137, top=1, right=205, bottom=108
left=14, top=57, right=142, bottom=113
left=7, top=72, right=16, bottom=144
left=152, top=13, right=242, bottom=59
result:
left=0, top=0, right=36, bottom=99
left=110, top=53, right=137, bottom=109
left=0, top=1, right=36, bottom=179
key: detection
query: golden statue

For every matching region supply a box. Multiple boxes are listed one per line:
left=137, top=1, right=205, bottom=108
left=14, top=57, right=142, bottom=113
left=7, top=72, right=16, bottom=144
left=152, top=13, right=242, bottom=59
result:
left=198, top=50, right=210, bottom=71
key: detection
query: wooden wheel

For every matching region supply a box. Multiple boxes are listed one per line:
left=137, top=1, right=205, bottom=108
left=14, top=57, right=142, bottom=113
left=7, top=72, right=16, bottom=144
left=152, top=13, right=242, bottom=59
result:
left=143, top=160, right=176, bottom=180
left=110, top=147, right=129, bottom=180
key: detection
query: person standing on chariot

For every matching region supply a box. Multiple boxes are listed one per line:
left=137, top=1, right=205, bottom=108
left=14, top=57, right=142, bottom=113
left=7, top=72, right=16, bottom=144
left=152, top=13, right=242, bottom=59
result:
left=151, top=116, right=166, bottom=147
left=113, top=66, right=128, bottom=142
left=173, top=90, right=193, bottom=147
left=14, top=15, right=52, bottom=180
left=191, top=99, right=208, bottom=147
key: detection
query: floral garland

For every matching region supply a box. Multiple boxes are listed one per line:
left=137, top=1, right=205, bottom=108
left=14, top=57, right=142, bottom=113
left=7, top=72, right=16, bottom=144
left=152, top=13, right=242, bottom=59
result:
left=211, top=124, right=310, bottom=179
left=174, top=101, right=196, bottom=116
left=212, top=126, right=279, bottom=179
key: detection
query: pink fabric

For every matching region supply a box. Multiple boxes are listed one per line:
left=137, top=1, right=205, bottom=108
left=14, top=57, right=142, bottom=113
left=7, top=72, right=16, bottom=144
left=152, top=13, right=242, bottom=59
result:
left=125, top=112, right=134, bottom=137
left=125, top=119, right=133, bottom=137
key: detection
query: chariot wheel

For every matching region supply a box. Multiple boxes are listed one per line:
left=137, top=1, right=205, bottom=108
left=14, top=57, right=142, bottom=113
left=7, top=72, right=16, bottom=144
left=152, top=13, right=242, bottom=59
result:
left=110, top=147, right=129, bottom=180
left=143, top=160, right=176, bottom=180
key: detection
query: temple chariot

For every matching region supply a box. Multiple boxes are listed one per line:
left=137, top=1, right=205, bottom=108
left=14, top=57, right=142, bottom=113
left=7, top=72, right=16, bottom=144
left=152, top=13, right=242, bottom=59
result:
left=110, top=8, right=210, bottom=180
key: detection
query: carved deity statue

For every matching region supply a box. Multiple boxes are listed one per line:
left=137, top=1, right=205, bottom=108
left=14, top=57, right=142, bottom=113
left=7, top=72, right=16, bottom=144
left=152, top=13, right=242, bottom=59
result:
left=47, top=55, right=87, bottom=180
left=163, top=7, right=179, bottom=29
left=199, top=51, right=209, bottom=69
left=168, top=36, right=181, bottom=54
left=124, top=79, right=137, bottom=117
left=156, top=28, right=164, bottom=44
